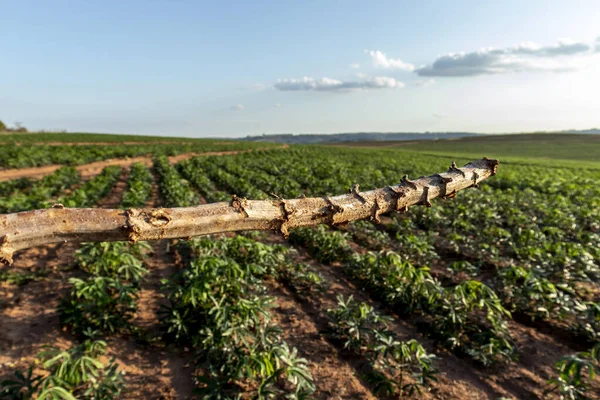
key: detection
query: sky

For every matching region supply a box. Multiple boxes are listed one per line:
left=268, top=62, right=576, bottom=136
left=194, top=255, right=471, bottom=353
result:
left=2, top=0, right=600, bottom=137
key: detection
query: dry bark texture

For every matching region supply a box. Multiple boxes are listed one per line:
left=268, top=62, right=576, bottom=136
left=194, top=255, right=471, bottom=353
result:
left=0, top=158, right=498, bottom=265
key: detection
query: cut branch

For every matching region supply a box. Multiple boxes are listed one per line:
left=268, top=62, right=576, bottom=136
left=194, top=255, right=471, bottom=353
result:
left=0, top=158, right=499, bottom=265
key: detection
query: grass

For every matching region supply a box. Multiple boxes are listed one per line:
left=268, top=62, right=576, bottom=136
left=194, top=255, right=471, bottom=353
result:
left=0, top=268, right=49, bottom=286
left=0, top=131, right=231, bottom=144
left=383, top=133, right=600, bottom=164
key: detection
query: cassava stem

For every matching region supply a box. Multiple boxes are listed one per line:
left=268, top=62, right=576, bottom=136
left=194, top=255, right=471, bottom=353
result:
left=0, top=158, right=498, bottom=265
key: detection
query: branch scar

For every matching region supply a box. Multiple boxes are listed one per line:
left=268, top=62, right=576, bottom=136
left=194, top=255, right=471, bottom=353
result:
left=349, top=184, right=367, bottom=204
left=124, top=208, right=172, bottom=242
left=449, top=161, right=466, bottom=178
left=324, top=196, right=344, bottom=225
left=231, top=195, right=249, bottom=217
left=401, top=175, right=418, bottom=190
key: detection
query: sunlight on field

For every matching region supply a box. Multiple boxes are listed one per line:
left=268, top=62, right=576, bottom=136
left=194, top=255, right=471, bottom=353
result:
left=1, top=134, right=599, bottom=399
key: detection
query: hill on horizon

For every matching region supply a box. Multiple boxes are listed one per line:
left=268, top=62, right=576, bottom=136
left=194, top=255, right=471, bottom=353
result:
left=242, top=129, right=600, bottom=144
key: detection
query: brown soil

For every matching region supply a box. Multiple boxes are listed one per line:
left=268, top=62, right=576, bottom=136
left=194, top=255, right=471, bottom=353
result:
left=0, top=145, right=288, bottom=182
left=1, top=142, right=200, bottom=146
left=266, top=281, right=376, bottom=399
left=257, top=231, right=600, bottom=400
left=3, top=151, right=597, bottom=399
left=262, top=233, right=500, bottom=399
left=0, top=173, right=198, bottom=399
left=4, top=226, right=598, bottom=399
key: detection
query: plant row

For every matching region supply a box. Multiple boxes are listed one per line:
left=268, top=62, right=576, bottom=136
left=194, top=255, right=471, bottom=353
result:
left=51, top=166, right=121, bottom=208
left=176, top=157, right=231, bottom=203
left=121, top=162, right=153, bottom=208
left=289, top=226, right=515, bottom=366
left=191, top=147, right=599, bottom=344
left=0, top=241, right=149, bottom=399
left=0, top=167, right=80, bottom=213
left=163, top=235, right=315, bottom=398
left=153, top=156, right=198, bottom=207
left=0, top=141, right=267, bottom=169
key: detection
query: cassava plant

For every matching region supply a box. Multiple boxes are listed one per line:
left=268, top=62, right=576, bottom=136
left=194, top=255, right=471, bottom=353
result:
left=327, top=295, right=437, bottom=396
left=58, top=241, right=150, bottom=337
left=162, top=237, right=315, bottom=399
left=545, top=343, right=600, bottom=400
left=0, top=340, right=124, bottom=400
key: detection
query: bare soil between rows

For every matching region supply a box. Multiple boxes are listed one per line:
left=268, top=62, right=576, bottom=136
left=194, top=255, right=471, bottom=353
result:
left=2, top=162, right=599, bottom=399
left=0, top=145, right=287, bottom=182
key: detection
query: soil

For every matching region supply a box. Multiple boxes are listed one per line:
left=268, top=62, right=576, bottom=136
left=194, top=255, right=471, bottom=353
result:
left=0, top=145, right=288, bottom=182
left=1, top=142, right=200, bottom=146
left=256, top=226, right=600, bottom=400
left=2, top=153, right=599, bottom=399
left=0, top=171, right=198, bottom=399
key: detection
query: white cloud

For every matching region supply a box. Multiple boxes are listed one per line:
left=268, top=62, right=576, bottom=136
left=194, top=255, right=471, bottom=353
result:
left=230, top=104, right=244, bottom=111
left=415, top=78, right=435, bottom=87
left=366, top=50, right=415, bottom=71
left=350, top=63, right=360, bottom=69
left=274, top=103, right=282, bottom=108
left=433, top=113, right=448, bottom=119
left=512, top=39, right=591, bottom=56
left=416, top=38, right=594, bottom=77
left=596, top=37, right=600, bottom=52
left=274, top=76, right=404, bottom=92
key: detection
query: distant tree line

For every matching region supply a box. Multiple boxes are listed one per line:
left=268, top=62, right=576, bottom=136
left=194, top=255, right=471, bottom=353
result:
left=0, top=119, right=28, bottom=133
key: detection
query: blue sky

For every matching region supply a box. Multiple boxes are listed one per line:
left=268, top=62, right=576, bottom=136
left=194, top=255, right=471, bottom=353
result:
left=2, top=0, right=599, bottom=137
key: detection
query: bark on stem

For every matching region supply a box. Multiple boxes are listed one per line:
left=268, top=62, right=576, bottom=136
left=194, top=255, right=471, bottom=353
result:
left=0, top=158, right=498, bottom=265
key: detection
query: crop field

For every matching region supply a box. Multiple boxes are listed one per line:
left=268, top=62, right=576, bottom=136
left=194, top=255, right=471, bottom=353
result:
left=349, top=133, right=600, bottom=166
left=0, top=134, right=599, bottom=399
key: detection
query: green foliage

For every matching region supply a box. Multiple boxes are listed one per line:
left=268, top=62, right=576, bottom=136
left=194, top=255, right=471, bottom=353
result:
left=183, top=156, right=271, bottom=200
left=0, top=340, right=124, bottom=400
left=346, top=220, right=391, bottom=251
left=289, top=225, right=353, bottom=264
left=121, top=162, right=153, bottom=208
left=394, top=231, right=439, bottom=266
left=183, top=234, right=288, bottom=277
left=0, top=167, right=80, bottom=213
left=50, top=166, right=120, bottom=208
left=498, top=265, right=576, bottom=321
left=327, top=295, right=437, bottom=396
left=575, top=301, right=600, bottom=341
left=0, top=138, right=267, bottom=169
left=434, top=280, right=515, bottom=365
left=0, top=177, right=32, bottom=197
left=162, top=237, right=315, bottom=398
left=546, top=343, right=600, bottom=400
left=278, top=262, right=327, bottom=294
left=177, top=158, right=234, bottom=202
left=58, top=242, right=149, bottom=337
left=74, top=241, right=150, bottom=282
left=0, top=268, right=49, bottom=286
left=183, top=234, right=327, bottom=297
left=399, top=133, right=600, bottom=163
left=447, top=261, right=480, bottom=278
left=153, top=155, right=198, bottom=207
left=59, top=276, right=139, bottom=337
left=345, top=251, right=514, bottom=365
